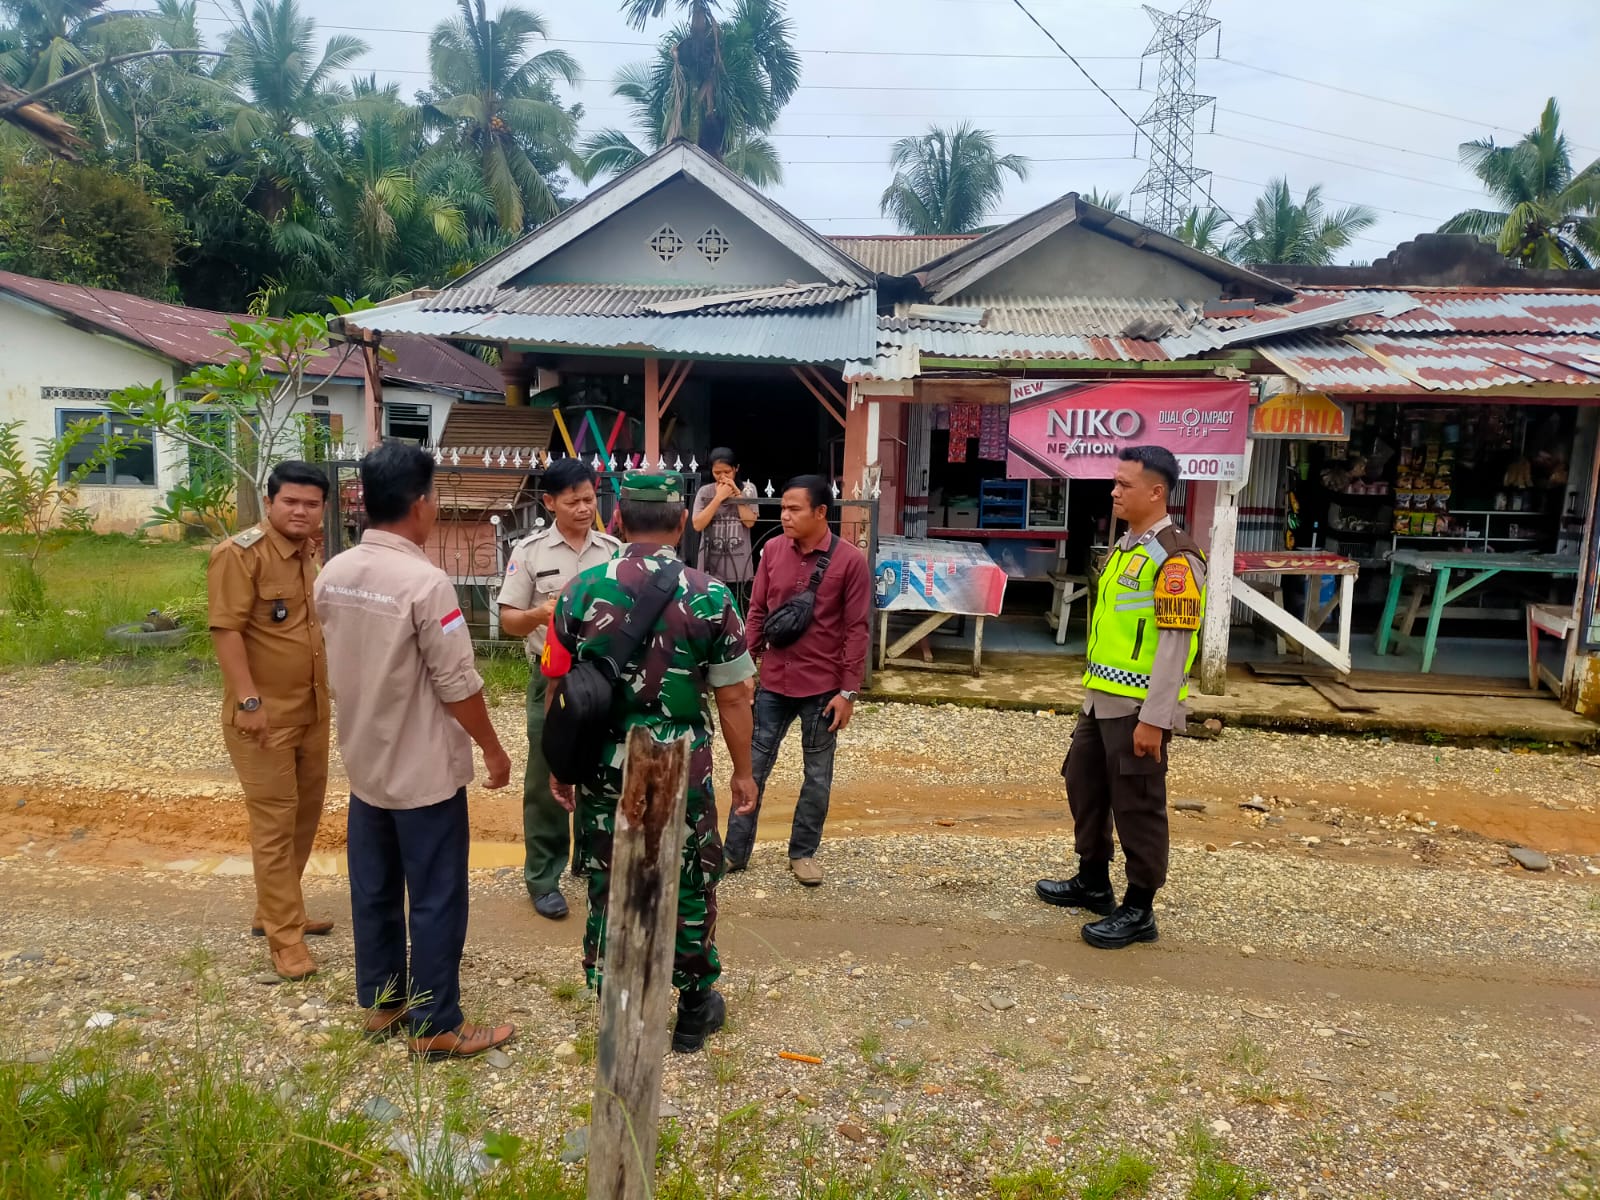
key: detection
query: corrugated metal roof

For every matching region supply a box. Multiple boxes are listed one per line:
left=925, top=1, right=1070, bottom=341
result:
left=1287, top=287, right=1600, bottom=335
left=0, top=269, right=502, bottom=394
left=1257, top=332, right=1600, bottom=394
left=886, top=295, right=1205, bottom=337
left=827, top=235, right=980, bottom=276
left=355, top=293, right=878, bottom=365
left=438, top=405, right=556, bottom=452
left=423, top=281, right=865, bottom=317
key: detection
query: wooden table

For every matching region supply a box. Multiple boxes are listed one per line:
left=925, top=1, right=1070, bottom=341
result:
left=1375, top=550, right=1579, bottom=673
left=1232, top=551, right=1360, bottom=674
left=875, top=536, right=1007, bottom=677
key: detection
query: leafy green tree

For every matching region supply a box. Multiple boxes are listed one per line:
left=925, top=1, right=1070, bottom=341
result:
left=1223, top=178, right=1375, bottom=266
left=213, top=0, right=368, bottom=219
left=108, top=313, right=349, bottom=517
left=426, top=0, right=578, bottom=233
left=0, top=0, right=135, bottom=90
left=880, top=123, right=1029, bottom=235
left=1440, top=98, right=1600, bottom=269
left=0, top=151, right=183, bottom=294
left=585, top=0, right=797, bottom=184
left=1081, top=188, right=1128, bottom=216
left=1173, top=205, right=1229, bottom=256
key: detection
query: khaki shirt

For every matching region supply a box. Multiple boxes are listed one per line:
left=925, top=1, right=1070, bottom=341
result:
left=314, top=530, right=485, bottom=810
left=207, top=521, right=328, bottom=728
left=495, top=524, right=619, bottom=659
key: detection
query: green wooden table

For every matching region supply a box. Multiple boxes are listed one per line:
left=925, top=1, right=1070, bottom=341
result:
left=1374, top=549, right=1579, bottom=673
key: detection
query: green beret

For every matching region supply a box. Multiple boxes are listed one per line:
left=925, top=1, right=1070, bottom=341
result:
left=618, top=472, right=683, bottom=503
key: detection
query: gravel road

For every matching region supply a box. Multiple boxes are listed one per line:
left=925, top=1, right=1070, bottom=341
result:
left=1, top=666, right=1598, bottom=1197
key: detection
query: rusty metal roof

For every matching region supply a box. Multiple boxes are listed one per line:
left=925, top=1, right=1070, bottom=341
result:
left=1285, top=287, right=1600, bottom=335
left=423, top=281, right=865, bottom=317
left=1257, top=332, right=1600, bottom=394
left=0, top=270, right=503, bottom=394
left=827, top=235, right=980, bottom=276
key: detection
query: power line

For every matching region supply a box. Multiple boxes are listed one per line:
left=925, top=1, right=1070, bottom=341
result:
left=1215, top=57, right=1600, bottom=153
left=1202, top=132, right=1484, bottom=194
left=1214, top=108, right=1462, bottom=165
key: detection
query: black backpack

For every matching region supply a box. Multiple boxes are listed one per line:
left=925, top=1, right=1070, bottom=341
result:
left=543, top=560, right=684, bottom=787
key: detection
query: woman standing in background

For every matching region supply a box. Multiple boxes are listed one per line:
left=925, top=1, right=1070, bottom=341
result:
left=692, top=447, right=760, bottom=612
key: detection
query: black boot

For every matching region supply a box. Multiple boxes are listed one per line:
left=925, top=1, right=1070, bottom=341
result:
left=1081, top=903, right=1158, bottom=950
left=1034, top=876, right=1116, bottom=916
left=671, top=988, right=727, bottom=1054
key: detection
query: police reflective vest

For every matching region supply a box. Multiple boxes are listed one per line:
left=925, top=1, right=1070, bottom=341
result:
left=1084, top=524, right=1207, bottom=701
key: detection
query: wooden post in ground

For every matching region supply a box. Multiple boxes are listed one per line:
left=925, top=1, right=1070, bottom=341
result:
left=587, top=727, right=691, bottom=1200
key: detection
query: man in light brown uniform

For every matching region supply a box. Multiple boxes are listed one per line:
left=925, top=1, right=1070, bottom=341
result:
left=208, top=460, right=333, bottom=981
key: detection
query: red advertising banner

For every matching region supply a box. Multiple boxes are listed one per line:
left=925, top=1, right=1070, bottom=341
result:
left=1007, top=379, right=1251, bottom=483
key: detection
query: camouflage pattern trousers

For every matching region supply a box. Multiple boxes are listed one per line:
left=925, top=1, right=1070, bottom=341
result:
left=577, top=727, right=724, bottom=994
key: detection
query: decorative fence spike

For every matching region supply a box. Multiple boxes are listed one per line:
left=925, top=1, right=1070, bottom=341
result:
left=498, top=451, right=508, bottom=467
left=512, top=451, right=522, bottom=468
left=482, top=450, right=492, bottom=467
left=607, top=454, right=618, bottom=472
left=871, top=483, right=882, bottom=499
left=434, top=448, right=443, bottom=464
left=673, top=455, right=683, bottom=472
left=592, top=455, right=604, bottom=472
left=656, top=456, right=667, bottom=471
left=449, top=449, right=460, bottom=466
left=831, top=481, right=841, bottom=499
left=764, top=480, right=775, bottom=498
left=851, top=483, right=861, bottom=499
left=688, top=456, right=698, bottom=473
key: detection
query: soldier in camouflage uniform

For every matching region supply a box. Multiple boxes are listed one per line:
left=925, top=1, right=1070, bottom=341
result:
left=540, top=472, right=758, bottom=1054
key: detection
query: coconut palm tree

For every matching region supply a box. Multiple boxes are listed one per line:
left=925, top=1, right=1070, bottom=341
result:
left=1223, top=178, right=1375, bottom=266
left=426, top=0, right=579, bottom=234
left=1440, top=98, right=1600, bottom=269
left=581, top=0, right=796, bottom=186
left=880, top=123, right=1029, bottom=235
left=214, top=0, right=368, bottom=219
left=0, top=0, right=133, bottom=90
left=1081, top=188, right=1128, bottom=216
left=1173, top=205, right=1229, bottom=256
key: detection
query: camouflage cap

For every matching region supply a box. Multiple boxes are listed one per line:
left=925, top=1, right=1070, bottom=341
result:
left=618, top=472, right=683, bottom=503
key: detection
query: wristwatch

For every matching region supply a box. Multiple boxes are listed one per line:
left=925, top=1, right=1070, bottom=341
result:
left=237, top=696, right=262, bottom=712
left=838, top=690, right=858, bottom=703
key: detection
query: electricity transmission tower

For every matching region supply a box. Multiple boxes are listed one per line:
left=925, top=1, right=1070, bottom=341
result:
left=1131, top=1, right=1220, bottom=233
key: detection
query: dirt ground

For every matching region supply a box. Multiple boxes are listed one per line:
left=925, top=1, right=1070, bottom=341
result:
left=2, top=667, right=1598, bottom=1198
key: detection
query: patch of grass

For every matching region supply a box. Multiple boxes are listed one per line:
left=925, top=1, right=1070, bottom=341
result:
left=1079, top=1148, right=1156, bottom=1199
left=574, top=1028, right=598, bottom=1067
left=1392, top=1090, right=1436, bottom=1122
left=1187, top=1156, right=1270, bottom=1200
left=989, top=1165, right=1075, bottom=1199
left=476, top=648, right=529, bottom=704
left=1223, top=1034, right=1269, bottom=1078
left=857, top=1029, right=885, bottom=1060
left=549, top=977, right=583, bottom=1004
left=0, top=534, right=209, bottom=670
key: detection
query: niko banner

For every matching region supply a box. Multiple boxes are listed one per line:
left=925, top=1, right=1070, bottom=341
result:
left=1006, top=379, right=1251, bottom=482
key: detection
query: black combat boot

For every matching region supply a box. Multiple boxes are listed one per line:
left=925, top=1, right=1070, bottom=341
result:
left=671, top=988, right=727, bottom=1054
left=1034, top=876, right=1116, bottom=915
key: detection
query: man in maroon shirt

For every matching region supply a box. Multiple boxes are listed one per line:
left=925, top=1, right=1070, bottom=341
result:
left=726, top=476, right=870, bottom=887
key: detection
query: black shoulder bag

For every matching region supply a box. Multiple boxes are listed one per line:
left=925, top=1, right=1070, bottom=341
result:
left=762, top=536, right=835, bottom=650
left=543, top=560, right=684, bottom=786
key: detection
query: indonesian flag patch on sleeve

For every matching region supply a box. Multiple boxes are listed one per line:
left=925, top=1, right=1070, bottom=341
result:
left=1153, top=558, right=1202, bottom=631
left=439, top=608, right=466, bottom=635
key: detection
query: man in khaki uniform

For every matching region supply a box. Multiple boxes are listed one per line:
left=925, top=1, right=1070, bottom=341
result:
left=208, top=460, right=332, bottom=981
left=496, top=458, right=618, bottom=920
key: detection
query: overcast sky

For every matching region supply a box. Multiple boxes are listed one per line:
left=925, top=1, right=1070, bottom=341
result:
left=193, top=0, right=1600, bottom=262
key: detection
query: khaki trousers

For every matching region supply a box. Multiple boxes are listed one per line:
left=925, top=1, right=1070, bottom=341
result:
left=223, top=721, right=329, bottom=951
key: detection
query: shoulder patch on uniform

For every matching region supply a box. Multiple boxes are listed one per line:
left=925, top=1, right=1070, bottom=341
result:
left=1153, top=558, right=1202, bottom=631
left=231, top=528, right=264, bottom=548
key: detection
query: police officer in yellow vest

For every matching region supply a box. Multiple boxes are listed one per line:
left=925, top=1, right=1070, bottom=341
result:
left=1036, top=445, right=1206, bottom=950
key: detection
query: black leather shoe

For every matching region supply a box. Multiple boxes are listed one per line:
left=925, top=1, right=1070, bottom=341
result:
left=1034, top=877, right=1116, bottom=916
left=723, top=853, right=749, bottom=874
left=1081, top=904, right=1158, bottom=950
left=533, top=891, right=568, bottom=920
left=671, top=988, right=727, bottom=1053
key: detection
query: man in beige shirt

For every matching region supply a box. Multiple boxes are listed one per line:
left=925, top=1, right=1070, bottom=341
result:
left=495, top=457, right=618, bottom=920
left=316, top=440, right=514, bottom=1061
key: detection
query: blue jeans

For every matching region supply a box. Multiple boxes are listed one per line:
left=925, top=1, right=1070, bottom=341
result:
left=725, top=689, right=837, bottom=864
left=347, top=788, right=469, bottom=1037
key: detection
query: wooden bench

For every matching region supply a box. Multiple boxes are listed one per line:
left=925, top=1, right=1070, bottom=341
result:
left=1526, top=603, right=1577, bottom=697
